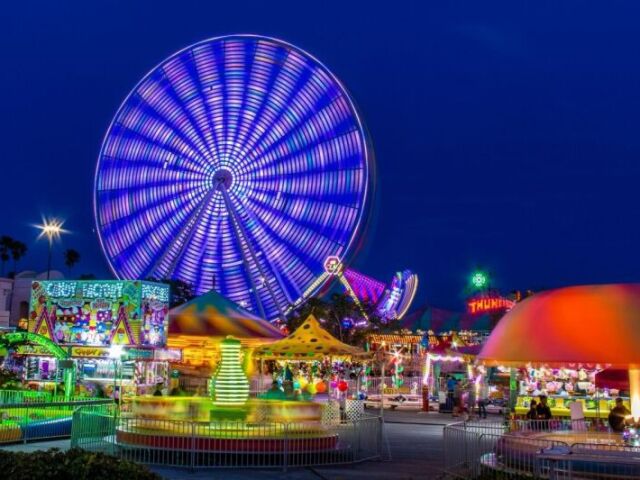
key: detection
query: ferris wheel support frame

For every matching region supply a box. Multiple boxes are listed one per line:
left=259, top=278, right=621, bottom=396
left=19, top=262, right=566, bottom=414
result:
left=216, top=176, right=286, bottom=321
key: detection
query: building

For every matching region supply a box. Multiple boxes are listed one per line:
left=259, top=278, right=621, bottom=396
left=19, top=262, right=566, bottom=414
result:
left=0, top=277, right=12, bottom=328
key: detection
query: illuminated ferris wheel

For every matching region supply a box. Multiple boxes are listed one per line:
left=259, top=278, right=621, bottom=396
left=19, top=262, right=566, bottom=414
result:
left=94, top=35, right=372, bottom=322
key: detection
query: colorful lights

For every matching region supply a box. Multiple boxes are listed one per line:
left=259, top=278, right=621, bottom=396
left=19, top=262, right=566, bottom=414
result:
left=94, top=35, right=371, bottom=322
left=29, top=280, right=169, bottom=347
left=212, top=336, right=250, bottom=407
left=467, top=295, right=515, bottom=314
left=471, top=271, right=488, bottom=289
left=35, top=217, right=67, bottom=242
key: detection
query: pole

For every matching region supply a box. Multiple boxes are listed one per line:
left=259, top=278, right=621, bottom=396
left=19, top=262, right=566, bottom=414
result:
left=46, top=237, right=53, bottom=280
left=380, top=358, right=385, bottom=417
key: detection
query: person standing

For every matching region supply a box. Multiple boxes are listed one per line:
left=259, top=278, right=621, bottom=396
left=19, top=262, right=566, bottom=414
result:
left=536, top=395, right=552, bottom=429
left=453, top=380, right=463, bottom=417
left=446, top=376, right=456, bottom=413
left=608, top=397, right=631, bottom=432
left=478, top=381, right=489, bottom=419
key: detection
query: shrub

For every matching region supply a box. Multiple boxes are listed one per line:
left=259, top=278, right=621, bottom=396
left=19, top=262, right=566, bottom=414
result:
left=0, top=448, right=160, bottom=480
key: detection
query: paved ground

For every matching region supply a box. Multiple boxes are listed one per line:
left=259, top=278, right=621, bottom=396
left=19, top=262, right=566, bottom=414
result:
left=0, top=410, right=502, bottom=479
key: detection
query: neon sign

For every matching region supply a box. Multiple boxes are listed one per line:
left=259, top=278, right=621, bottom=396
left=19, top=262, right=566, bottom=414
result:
left=467, top=295, right=515, bottom=314
left=324, top=256, right=342, bottom=275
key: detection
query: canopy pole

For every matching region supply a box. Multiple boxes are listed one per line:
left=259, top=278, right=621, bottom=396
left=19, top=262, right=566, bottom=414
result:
left=630, top=368, right=640, bottom=421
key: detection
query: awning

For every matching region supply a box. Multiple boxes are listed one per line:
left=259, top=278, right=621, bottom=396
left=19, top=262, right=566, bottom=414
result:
left=254, top=315, right=368, bottom=360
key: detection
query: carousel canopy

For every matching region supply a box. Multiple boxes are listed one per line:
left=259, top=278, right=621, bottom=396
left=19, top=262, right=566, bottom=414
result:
left=478, top=284, right=640, bottom=368
left=168, top=290, right=284, bottom=340
left=254, top=315, right=367, bottom=360
left=401, top=305, right=492, bottom=333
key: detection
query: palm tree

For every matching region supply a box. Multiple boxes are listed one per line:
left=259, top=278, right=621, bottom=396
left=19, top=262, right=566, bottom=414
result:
left=63, top=249, right=81, bottom=276
left=0, top=236, right=13, bottom=276
left=9, top=239, right=27, bottom=277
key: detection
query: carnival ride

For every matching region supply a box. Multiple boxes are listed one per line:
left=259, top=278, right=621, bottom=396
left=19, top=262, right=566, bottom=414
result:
left=304, top=256, right=418, bottom=320
left=94, top=35, right=372, bottom=323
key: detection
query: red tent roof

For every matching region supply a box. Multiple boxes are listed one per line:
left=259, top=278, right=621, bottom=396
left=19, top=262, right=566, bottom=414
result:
left=478, top=284, right=640, bottom=368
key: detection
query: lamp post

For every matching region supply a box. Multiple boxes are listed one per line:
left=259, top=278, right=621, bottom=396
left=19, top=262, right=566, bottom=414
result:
left=109, top=344, right=124, bottom=410
left=36, top=218, right=67, bottom=279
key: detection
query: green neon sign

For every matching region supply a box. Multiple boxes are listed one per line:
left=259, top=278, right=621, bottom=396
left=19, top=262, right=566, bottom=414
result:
left=471, top=271, right=488, bottom=289
left=0, top=332, right=69, bottom=359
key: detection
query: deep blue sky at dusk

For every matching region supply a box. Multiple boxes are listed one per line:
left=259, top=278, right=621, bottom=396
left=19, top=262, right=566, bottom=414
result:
left=2, top=1, right=640, bottom=311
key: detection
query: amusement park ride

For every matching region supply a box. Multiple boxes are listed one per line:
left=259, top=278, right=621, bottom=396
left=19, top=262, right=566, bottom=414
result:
left=93, top=35, right=418, bottom=323
left=303, top=256, right=418, bottom=321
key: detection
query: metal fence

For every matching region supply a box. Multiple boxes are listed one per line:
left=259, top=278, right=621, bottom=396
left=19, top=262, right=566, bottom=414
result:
left=0, top=399, right=114, bottom=444
left=71, top=407, right=383, bottom=470
left=444, top=420, right=640, bottom=479
left=0, top=390, right=103, bottom=405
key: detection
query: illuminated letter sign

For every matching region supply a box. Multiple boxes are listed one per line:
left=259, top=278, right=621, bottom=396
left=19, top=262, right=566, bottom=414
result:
left=467, top=295, right=515, bottom=314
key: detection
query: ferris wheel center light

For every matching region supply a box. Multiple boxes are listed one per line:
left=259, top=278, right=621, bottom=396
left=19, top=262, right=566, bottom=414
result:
left=213, top=169, right=234, bottom=190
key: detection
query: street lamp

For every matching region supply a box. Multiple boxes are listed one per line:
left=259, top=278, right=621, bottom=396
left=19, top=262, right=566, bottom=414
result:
left=36, top=218, right=67, bottom=280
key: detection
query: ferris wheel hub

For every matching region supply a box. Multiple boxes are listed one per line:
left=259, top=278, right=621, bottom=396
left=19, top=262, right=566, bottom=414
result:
left=213, top=169, right=234, bottom=190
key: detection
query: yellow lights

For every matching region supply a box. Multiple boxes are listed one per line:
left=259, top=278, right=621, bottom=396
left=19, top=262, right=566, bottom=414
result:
left=36, top=217, right=67, bottom=242
left=629, top=368, right=640, bottom=421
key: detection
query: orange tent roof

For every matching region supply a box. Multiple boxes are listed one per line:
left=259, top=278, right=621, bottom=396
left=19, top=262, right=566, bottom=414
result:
left=478, top=284, right=640, bottom=368
left=253, top=315, right=367, bottom=360
left=168, top=290, right=284, bottom=340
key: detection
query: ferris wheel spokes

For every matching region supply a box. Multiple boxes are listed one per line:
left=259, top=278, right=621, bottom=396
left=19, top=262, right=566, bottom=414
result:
left=215, top=175, right=287, bottom=321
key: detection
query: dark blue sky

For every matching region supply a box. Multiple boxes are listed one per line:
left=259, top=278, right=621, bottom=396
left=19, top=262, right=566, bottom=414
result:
left=2, top=0, right=640, bottom=310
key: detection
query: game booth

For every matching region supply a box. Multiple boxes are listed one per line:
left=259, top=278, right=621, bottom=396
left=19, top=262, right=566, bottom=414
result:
left=474, top=284, right=640, bottom=476
left=20, top=280, right=172, bottom=398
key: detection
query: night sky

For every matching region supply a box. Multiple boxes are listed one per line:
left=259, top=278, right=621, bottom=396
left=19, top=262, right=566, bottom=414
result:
left=2, top=1, right=640, bottom=311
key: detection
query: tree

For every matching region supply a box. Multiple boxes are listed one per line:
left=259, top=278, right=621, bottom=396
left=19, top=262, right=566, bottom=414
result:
left=146, top=277, right=196, bottom=308
left=63, top=249, right=81, bottom=275
left=0, top=236, right=13, bottom=276
left=9, top=239, right=27, bottom=277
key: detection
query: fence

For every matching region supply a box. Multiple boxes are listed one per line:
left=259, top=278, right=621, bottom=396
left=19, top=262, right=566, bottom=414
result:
left=0, top=398, right=114, bottom=444
left=0, top=390, right=102, bottom=405
left=71, top=407, right=383, bottom=470
left=444, top=420, right=640, bottom=479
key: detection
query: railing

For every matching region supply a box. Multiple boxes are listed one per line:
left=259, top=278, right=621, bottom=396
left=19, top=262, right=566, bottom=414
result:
left=444, top=420, right=640, bottom=479
left=0, top=398, right=114, bottom=444
left=71, top=407, right=383, bottom=470
left=0, top=389, right=103, bottom=405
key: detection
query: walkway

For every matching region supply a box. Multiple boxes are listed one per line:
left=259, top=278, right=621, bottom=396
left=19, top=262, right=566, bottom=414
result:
left=0, top=409, right=501, bottom=479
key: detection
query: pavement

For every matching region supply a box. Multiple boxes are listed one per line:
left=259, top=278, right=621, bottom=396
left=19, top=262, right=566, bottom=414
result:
left=0, top=410, right=502, bottom=479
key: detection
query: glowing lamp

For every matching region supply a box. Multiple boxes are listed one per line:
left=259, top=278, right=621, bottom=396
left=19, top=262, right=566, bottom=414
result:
left=471, top=271, right=488, bottom=289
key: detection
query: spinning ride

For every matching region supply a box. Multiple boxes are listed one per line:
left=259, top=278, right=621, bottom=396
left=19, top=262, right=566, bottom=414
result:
left=94, top=35, right=372, bottom=322
left=304, top=256, right=418, bottom=320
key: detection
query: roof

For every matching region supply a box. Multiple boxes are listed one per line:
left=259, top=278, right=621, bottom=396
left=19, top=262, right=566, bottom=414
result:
left=168, top=290, right=284, bottom=340
left=478, top=284, right=640, bottom=368
left=401, top=305, right=493, bottom=333
left=254, top=315, right=367, bottom=360
left=368, top=334, right=423, bottom=345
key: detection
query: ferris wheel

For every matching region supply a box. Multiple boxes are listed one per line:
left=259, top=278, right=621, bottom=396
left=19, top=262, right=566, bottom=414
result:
left=94, top=35, right=372, bottom=322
